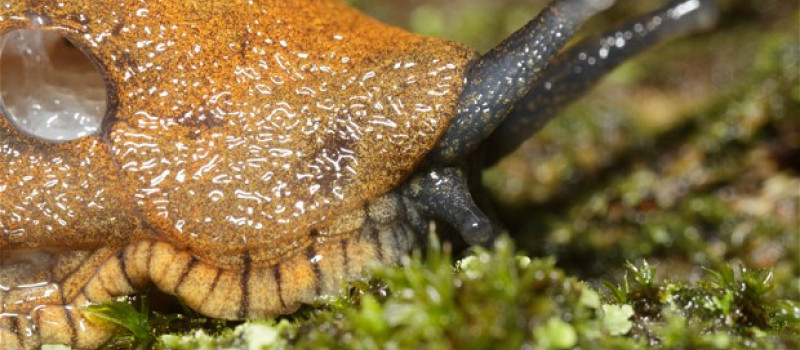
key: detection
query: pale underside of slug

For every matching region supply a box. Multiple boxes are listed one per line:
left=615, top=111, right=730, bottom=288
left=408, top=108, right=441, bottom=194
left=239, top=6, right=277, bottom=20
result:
left=0, top=0, right=476, bottom=348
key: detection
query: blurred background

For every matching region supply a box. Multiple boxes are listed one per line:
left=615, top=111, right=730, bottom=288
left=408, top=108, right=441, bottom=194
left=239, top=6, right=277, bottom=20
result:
left=344, top=0, right=799, bottom=297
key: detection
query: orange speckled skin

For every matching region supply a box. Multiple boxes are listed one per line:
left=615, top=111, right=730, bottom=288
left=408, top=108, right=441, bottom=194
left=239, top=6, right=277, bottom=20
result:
left=0, top=0, right=476, bottom=348
left=1, top=0, right=474, bottom=262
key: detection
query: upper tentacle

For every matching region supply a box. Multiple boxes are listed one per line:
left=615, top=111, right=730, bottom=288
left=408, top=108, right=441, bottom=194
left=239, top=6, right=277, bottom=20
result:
left=481, top=0, right=720, bottom=165
left=429, top=0, right=616, bottom=164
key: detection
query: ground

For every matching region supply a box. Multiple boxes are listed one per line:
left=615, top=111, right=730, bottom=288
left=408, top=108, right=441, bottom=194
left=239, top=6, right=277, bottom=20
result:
left=46, top=0, right=799, bottom=349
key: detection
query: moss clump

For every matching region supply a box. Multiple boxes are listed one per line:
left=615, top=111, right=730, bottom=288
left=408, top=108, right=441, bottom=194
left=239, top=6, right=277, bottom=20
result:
left=605, top=261, right=800, bottom=348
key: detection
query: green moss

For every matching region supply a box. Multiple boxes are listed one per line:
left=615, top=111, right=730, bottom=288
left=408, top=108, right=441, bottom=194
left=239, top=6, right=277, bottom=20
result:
left=601, top=304, right=634, bottom=336
left=84, top=300, right=154, bottom=347
left=534, top=317, right=578, bottom=349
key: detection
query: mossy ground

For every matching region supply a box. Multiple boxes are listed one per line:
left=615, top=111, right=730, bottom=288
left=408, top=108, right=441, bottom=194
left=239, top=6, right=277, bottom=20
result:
left=79, top=236, right=799, bottom=350
left=63, top=0, right=798, bottom=349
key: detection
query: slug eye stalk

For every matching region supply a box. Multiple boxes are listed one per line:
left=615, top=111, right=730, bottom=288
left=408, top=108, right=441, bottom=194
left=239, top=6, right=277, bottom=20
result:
left=430, top=0, right=617, bottom=164
left=482, top=0, right=721, bottom=166
left=430, top=0, right=720, bottom=166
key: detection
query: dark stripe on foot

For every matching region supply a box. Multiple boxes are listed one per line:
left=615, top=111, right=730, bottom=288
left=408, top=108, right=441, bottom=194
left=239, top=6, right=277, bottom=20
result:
left=273, top=265, right=287, bottom=309
left=199, top=269, right=221, bottom=306
left=56, top=253, right=93, bottom=284
left=237, top=253, right=252, bottom=319
left=145, top=243, right=155, bottom=276
left=116, top=249, right=136, bottom=290
left=363, top=203, right=384, bottom=261
left=305, top=246, right=323, bottom=295
left=10, top=316, right=23, bottom=349
left=61, top=302, right=78, bottom=348
left=372, top=226, right=384, bottom=262
left=341, top=239, right=350, bottom=276
left=174, top=256, right=197, bottom=294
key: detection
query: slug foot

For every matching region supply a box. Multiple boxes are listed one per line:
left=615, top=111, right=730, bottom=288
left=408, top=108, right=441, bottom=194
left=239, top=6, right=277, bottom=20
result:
left=0, top=193, right=420, bottom=350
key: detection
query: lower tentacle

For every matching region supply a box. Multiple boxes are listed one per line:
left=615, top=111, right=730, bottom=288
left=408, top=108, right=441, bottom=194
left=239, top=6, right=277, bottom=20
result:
left=402, top=166, right=495, bottom=245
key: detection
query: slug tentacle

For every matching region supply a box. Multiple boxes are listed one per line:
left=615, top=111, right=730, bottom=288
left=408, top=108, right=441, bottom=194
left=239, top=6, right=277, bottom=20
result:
left=431, top=0, right=617, bottom=164
left=482, top=0, right=721, bottom=165
left=403, top=167, right=494, bottom=245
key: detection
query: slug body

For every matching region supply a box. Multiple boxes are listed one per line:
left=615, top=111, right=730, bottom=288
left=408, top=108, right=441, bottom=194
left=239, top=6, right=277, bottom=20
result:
left=0, top=0, right=720, bottom=348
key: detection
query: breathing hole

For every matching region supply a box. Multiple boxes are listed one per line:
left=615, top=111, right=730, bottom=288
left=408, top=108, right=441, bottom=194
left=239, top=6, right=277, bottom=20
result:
left=0, top=29, right=107, bottom=142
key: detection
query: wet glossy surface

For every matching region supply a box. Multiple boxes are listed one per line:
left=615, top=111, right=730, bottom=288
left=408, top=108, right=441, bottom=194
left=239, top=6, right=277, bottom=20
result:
left=0, top=29, right=107, bottom=142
